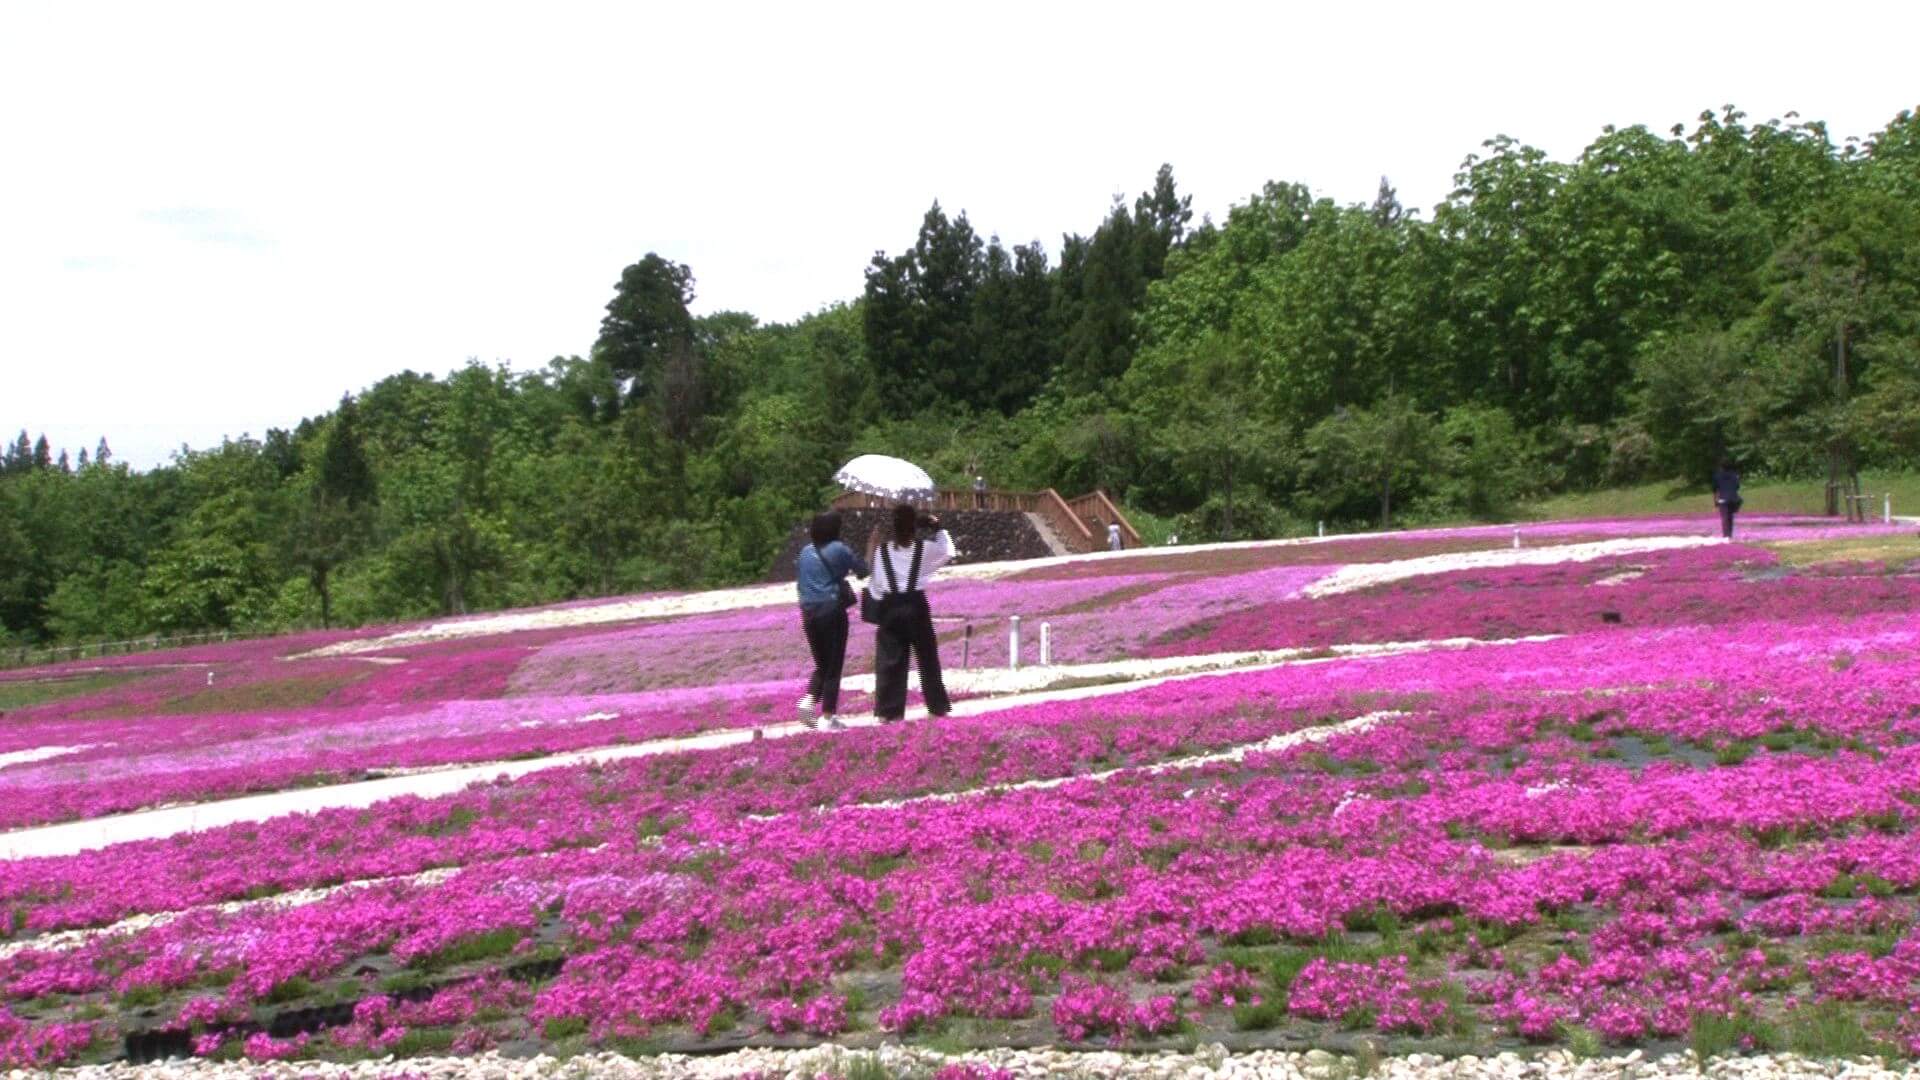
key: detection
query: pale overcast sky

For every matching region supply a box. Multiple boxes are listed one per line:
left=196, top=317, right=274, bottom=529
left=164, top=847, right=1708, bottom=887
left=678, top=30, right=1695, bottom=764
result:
left=4, top=0, right=1916, bottom=469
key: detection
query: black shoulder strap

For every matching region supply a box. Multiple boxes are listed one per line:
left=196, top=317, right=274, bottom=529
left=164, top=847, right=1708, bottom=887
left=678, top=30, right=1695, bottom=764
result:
left=880, top=544, right=899, bottom=593
left=907, top=539, right=924, bottom=593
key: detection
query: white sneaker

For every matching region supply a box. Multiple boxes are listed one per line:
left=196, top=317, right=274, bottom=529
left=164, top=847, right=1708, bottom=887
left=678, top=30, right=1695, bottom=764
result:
left=825, top=716, right=848, bottom=731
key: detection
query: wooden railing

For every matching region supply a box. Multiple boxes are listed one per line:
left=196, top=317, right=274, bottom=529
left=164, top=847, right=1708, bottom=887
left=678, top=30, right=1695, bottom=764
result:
left=1036, top=488, right=1096, bottom=552
left=1, top=630, right=244, bottom=672
left=1066, top=489, right=1143, bottom=550
left=830, top=486, right=1135, bottom=555
left=832, top=490, right=1046, bottom=514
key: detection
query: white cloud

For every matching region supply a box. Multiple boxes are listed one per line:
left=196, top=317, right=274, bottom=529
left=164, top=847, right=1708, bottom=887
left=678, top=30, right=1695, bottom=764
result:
left=3, top=0, right=1917, bottom=467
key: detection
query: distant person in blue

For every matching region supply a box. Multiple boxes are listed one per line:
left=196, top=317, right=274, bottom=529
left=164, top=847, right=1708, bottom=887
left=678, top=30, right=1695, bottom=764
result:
left=1712, top=459, right=1742, bottom=540
left=795, top=511, right=868, bottom=729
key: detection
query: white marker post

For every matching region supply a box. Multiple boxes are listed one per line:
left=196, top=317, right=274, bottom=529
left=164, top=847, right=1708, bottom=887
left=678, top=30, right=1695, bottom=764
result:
left=1512, top=527, right=1521, bottom=549
left=1009, top=615, right=1021, bottom=672
left=1886, top=494, right=1893, bottom=524
left=1039, top=622, right=1051, bottom=666
left=1317, top=521, right=1325, bottom=538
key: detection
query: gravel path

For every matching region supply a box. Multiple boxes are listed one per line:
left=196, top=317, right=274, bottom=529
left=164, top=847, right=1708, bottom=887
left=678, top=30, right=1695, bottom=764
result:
left=1301, top=537, right=1719, bottom=598
left=298, top=533, right=1652, bottom=658
left=46, top=1045, right=1920, bottom=1079
left=0, top=743, right=90, bottom=769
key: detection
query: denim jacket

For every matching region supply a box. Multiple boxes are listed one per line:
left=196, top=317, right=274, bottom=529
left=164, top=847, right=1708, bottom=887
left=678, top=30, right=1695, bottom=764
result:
left=796, top=540, right=869, bottom=610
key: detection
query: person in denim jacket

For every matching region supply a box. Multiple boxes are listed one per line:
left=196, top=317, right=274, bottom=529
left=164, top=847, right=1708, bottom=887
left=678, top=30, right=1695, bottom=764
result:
left=795, top=512, right=868, bottom=728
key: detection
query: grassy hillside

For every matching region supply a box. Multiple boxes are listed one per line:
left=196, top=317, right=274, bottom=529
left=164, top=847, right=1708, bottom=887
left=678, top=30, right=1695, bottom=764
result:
left=1527, top=470, right=1920, bottom=522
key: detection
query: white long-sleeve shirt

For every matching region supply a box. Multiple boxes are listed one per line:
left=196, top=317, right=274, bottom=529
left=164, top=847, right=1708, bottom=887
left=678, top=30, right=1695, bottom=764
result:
left=867, top=529, right=955, bottom=599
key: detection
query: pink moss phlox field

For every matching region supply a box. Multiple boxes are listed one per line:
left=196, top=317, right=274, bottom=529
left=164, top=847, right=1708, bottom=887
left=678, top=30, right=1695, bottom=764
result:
left=4, top=524, right=1920, bottom=1065
left=1158, top=543, right=1920, bottom=655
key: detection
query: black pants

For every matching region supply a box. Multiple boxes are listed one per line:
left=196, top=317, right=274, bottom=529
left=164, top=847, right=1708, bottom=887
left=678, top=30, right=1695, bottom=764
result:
left=1717, top=500, right=1737, bottom=539
left=873, top=592, right=949, bottom=720
left=802, top=603, right=850, bottom=716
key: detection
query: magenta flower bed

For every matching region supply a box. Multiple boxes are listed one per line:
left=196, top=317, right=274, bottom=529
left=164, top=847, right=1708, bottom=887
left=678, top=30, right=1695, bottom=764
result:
left=2, top=521, right=1919, bottom=1066
left=1157, top=544, right=1920, bottom=655
left=4, top=599, right=1920, bottom=1063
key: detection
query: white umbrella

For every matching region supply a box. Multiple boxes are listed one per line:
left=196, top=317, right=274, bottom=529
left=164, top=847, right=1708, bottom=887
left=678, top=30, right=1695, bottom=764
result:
left=834, top=454, right=936, bottom=502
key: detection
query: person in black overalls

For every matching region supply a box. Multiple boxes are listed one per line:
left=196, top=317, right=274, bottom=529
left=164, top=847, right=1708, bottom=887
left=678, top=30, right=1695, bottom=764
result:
left=869, top=503, right=954, bottom=722
left=1711, top=459, right=1742, bottom=540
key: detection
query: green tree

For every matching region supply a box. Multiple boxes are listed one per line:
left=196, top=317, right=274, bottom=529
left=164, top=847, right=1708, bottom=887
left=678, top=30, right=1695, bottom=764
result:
left=1154, top=334, right=1289, bottom=539
left=1302, top=396, right=1438, bottom=528
left=1740, top=184, right=1920, bottom=504
left=293, top=395, right=378, bottom=627
left=594, top=254, right=696, bottom=405
left=141, top=438, right=285, bottom=632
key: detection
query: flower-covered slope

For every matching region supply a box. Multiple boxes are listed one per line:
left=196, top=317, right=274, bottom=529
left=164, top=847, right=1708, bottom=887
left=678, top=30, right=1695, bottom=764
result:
left=0, top=518, right=1917, bottom=1066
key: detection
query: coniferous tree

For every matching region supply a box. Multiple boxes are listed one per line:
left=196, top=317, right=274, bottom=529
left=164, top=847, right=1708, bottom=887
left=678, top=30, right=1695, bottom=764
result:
left=1135, top=163, right=1193, bottom=282
left=862, top=250, right=918, bottom=413
left=909, top=202, right=985, bottom=406
left=296, top=395, right=378, bottom=627
left=594, top=254, right=696, bottom=405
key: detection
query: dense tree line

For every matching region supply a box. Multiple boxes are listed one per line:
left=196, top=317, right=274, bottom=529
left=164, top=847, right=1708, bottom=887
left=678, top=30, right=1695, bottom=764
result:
left=4, top=105, right=1918, bottom=646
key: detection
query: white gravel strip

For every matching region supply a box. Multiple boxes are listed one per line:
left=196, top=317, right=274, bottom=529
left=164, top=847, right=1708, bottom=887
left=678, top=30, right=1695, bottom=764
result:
left=52, top=1045, right=1920, bottom=1079
left=1302, top=536, right=1719, bottom=598
left=298, top=530, right=1660, bottom=658
left=752, top=711, right=1401, bottom=822
left=845, top=636, right=1556, bottom=697
left=0, top=867, right=461, bottom=960
left=0, top=743, right=91, bottom=769
left=0, top=635, right=1548, bottom=861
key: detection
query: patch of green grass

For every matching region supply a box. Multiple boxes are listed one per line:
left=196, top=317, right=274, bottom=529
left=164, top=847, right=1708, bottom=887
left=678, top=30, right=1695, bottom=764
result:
left=392, top=1028, right=456, bottom=1055
left=419, top=806, right=479, bottom=837
left=264, top=976, right=313, bottom=1004
left=1761, top=729, right=1804, bottom=752
left=1084, top=946, right=1134, bottom=973
left=542, top=1016, right=588, bottom=1040
left=1341, top=905, right=1403, bottom=937
left=634, top=813, right=681, bottom=839
left=379, top=970, right=432, bottom=995
left=1768, top=535, right=1920, bottom=570
left=1232, top=998, right=1290, bottom=1030
left=408, top=927, right=523, bottom=971
left=1785, top=1001, right=1886, bottom=1058
left=0, top=671, right=140, bottom=710
left=1715, top=741, right=1757, bottom=767
left=1223, top=925, right=1280, bottom=948
left=917, top=1025, right=971, bottom=1056
left=1691, top=1010, right=1782, bottom=1059
left=156, top=672, right=365, bottom=715
left=1526, top=470, right=1920, bottom=523
left=599, top=1033, right=667, bottom=1057
left=117, top=984, right=165, bottom=1008
left=1821, top=874, right=1859, bottom=899
left=1561, top=1022, right=1604, bottom=1059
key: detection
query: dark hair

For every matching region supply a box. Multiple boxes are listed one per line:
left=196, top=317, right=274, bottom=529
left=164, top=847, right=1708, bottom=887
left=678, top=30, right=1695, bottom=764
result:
left=892, top=503, right=918, bottom=547
left=809, top=512, right=842, bottom=551
left=1718, top=458, right=1734, bottom=472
